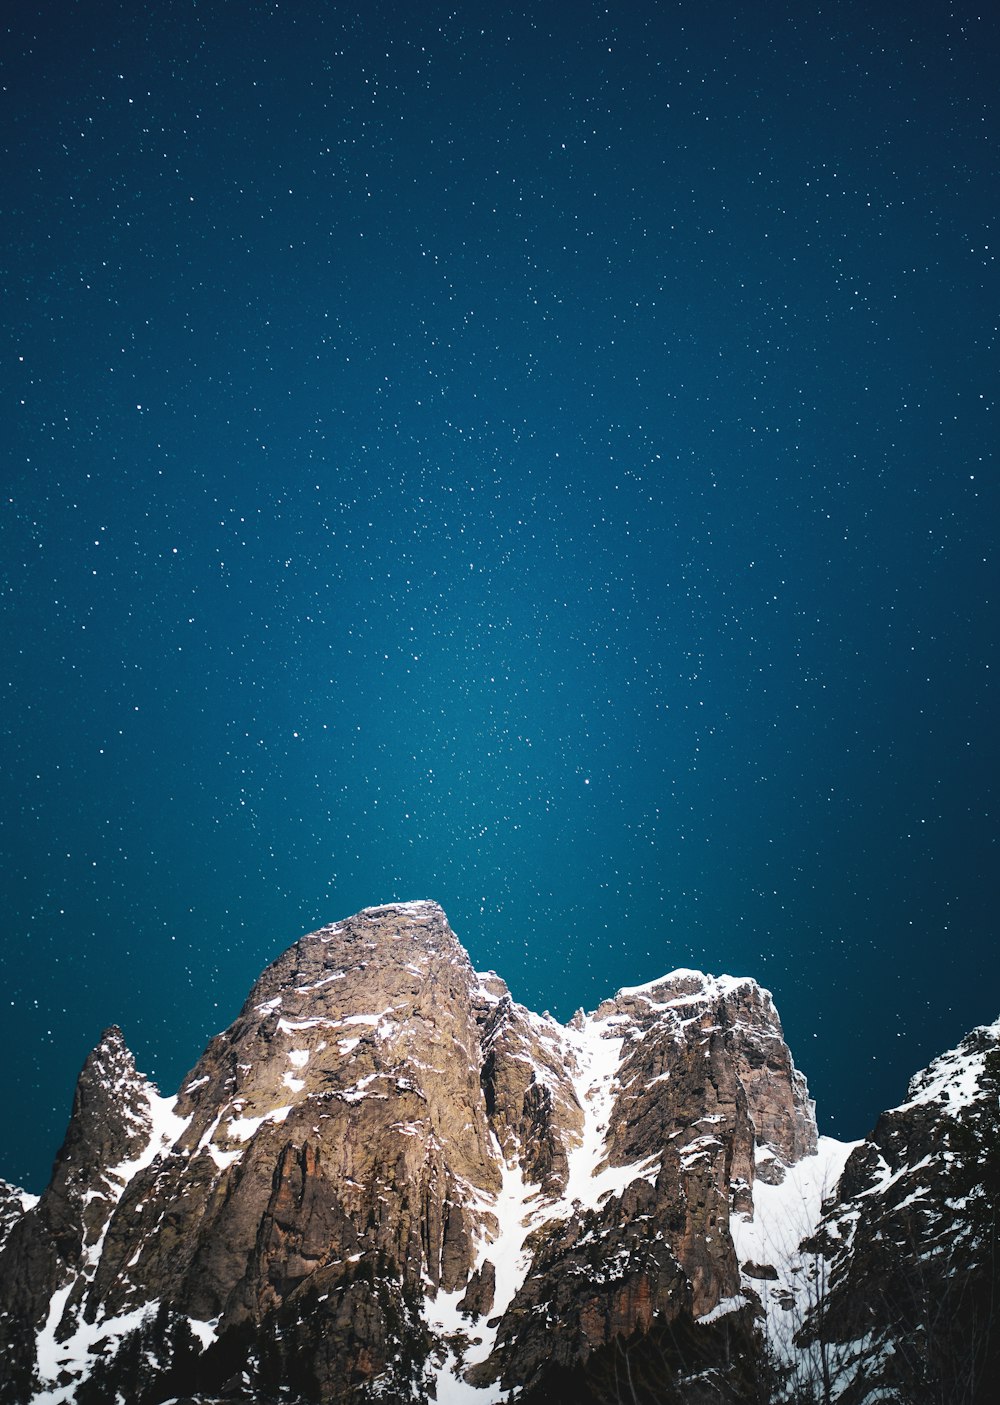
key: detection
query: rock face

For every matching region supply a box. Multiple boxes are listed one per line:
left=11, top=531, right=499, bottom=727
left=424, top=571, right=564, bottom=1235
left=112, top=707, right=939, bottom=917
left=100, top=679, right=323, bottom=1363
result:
left=0, top=1185, right=32, bottom=1259
left=727, top=1016, right=1000, bottom=1405
left=785, top=1021, right=1000, bottom=1404
left=0, top=901, right=995, bottom=1405
left=466, top=969, right=816, bottom=1399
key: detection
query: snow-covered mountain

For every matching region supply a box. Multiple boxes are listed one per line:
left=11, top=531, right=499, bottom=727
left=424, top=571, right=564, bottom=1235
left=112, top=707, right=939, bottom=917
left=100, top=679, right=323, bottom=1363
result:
left=0, top=901, right=996, bottom=1403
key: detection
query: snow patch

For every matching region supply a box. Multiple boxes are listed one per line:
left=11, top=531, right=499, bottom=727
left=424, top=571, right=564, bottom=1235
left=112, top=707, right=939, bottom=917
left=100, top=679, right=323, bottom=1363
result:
left=732, top=1136, right=860, bottom=1384
left=79, top=1088, right=190, bottom=1274
left=277, top=1016, right=334, bottom=1033
left=423, top=1145, right=549, bottom=1397
left=339, top=1073, right=384, bottom=1104
left=360, top=899, right=442, bottom=919
left=560, top=1016, right=660, bottom=1212
left=187, top=1316, right=218, bottom=1350
left=899, top=1019, right=1000, bottom=1115
left=617, top=967, right=764, bottom=1005
left=295, top=972, right=346, bottom=993
left=228, top=1106, right=292, bottom=1141
left=698, top=1293, right=750, bottom=1323
left=32, top=1290, right=159, bottom=1404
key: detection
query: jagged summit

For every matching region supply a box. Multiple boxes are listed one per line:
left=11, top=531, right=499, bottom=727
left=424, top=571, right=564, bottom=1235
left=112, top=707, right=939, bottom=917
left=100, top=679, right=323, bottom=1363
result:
left=0, top=903, right=995, bottom=1404
left=898, top=1014, right=1000, bottom=1114
left=616, top=966, right=760, bottom=1000
left=359, top=898, right=446, bottom=916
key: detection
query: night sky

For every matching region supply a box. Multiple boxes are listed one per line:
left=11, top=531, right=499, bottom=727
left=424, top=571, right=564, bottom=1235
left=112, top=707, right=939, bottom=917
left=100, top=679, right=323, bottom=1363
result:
left=3, top=0, right=998, bottom=1192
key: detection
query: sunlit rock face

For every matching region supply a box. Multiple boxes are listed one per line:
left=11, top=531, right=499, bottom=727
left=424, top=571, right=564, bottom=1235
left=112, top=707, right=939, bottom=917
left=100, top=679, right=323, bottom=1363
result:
left=3, top=901, right=993, bottom=1404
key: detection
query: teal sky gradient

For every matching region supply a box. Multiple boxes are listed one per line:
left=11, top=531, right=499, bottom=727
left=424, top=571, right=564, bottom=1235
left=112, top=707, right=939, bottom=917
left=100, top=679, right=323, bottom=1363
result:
left=3, top=0, right=998, bottom=1188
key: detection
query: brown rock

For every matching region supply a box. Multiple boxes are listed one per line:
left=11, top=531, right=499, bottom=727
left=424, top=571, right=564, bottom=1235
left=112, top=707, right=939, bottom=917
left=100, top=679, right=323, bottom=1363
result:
left=458, top=1258, right=495, bottom=1318
left=1, top=905, right=823, bottom=1405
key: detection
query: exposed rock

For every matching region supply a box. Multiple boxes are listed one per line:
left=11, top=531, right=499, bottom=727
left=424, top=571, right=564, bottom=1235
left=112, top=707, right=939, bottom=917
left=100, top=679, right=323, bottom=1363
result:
left=600, top=972, right=815, bottom=1171
left=4, top=899, right=905, bottom=1405
left=478, top=989, right=583, bottom=1194
left=0, top=1183, right=31, bottom=1257
left=86, top=904, right=501, bottom=1329
left=741, top=1259, right=779, bottom=1281
left=0, top=1024, right=178, bottom=1403
left=30, top=1025, right=155, bottom=1273
left=457, top=1257, right=495, bottom=1318
left=789, top=1021, right=1000, bottom=1403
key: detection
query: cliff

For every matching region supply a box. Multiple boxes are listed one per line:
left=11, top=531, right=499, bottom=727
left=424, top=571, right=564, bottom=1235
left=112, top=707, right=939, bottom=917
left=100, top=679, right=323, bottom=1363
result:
left=0, top=902, right=994, bottom=1404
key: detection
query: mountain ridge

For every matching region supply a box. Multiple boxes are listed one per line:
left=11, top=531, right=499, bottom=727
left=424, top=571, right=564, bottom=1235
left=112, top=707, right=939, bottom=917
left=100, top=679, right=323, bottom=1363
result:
left=0, top=900, right=996, bottom=1404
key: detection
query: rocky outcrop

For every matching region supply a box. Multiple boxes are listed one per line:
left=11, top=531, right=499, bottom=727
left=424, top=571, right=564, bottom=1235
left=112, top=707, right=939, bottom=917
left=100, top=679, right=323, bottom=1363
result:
left=0, top=1026, right=175, bottom=1401
left=466, top=970, right=818, bottom=1395
left=0, top=1184, right=31, bottom=1258
left=785, top=1021, right=1000, bottom=1404
left=477, top=990, right=582, bottom=1196
left=39, top=1027, right=160, bottom=1278
left=602, top=973, right=816, bottom=1169
left=72, top=902, right=510, bottom=1402
left=11, top=900, right=989, bottom=1404
left=721, top=1016, right=1000, bottom=1405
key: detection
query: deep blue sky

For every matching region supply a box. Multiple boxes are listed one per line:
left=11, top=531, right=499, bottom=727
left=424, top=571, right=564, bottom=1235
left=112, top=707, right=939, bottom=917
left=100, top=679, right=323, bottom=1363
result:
left=3, top=0, right=997, bottom=1191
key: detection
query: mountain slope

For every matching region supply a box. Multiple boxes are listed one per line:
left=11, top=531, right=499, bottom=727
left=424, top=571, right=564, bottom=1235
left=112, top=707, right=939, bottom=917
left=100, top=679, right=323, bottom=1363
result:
left=0, top=901, right=994, bottom=1404
left=789, top=1019, right=1000, bottom=1404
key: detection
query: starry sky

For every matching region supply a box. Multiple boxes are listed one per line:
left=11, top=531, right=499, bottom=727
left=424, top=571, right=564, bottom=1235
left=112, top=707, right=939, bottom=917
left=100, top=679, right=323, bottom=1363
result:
left=3, top=0, right=998, bottom=1191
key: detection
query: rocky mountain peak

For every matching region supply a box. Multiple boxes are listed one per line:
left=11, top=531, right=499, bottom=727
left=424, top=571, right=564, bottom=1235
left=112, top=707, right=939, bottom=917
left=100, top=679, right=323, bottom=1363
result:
left=167, top=899, right=498, bottom=1199
left=3, top=903, right=990, bottom=1404
left=597, top=968, right=816, bottom=1172
left=36, top=1025, right=159, bottom=1266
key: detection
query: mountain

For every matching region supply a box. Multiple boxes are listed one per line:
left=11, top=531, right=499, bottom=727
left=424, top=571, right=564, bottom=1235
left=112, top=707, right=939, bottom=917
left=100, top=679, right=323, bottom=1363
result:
left=0, top=900, right=996, bottom=1404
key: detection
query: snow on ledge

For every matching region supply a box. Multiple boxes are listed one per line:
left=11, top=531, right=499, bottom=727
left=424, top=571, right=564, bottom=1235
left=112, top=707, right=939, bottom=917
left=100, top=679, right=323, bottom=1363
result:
left=228, top=1106, right=292, bottom=1142
left=898, top=1016, right=1000, bottom=1116
left=697, top=1293, right=751, bottom=1324
left=616, top=968, right=765, bottom=1004
left=360, top=899, right=444, bottom=917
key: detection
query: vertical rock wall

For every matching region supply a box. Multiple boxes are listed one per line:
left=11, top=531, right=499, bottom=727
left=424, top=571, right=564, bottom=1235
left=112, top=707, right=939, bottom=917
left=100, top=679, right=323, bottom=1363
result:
left=0, top=902, right=820, bottom=1404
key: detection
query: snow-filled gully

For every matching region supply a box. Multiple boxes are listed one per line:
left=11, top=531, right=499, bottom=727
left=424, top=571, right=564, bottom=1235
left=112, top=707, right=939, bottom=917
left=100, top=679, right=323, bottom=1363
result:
left=424, top=1012, right=659, bottom=1401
